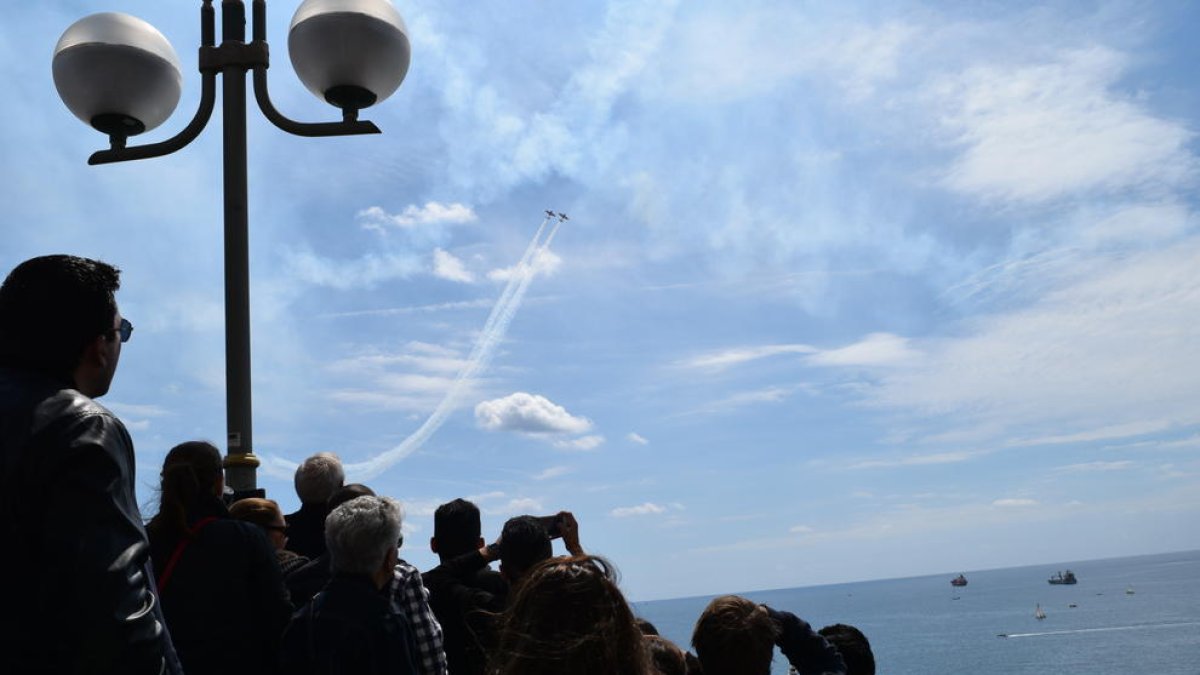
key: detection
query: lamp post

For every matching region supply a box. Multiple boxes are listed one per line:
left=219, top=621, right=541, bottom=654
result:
left=53, top=0, right=410, bottom=494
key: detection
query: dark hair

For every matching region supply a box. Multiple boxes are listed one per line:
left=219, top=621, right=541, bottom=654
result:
left=636, top=618, right=660, bottom=636
left=500, top=515, right=553, bottom=580
left=228, top=497, right=283, bottom=529
left=819, top=624, right=875, bottom=675
left=433, top=498, right=482, bottom=559
left=691, top=595, right=778, bottom=675
left=645, top=636, right=687, bottom=675
left=327, top=483, right=375, bottom=512
left=0, top=255, right=120, bottom=377
left=493, top=555, right=651, bottom=675
left=147, top=441, right=224, bottom=542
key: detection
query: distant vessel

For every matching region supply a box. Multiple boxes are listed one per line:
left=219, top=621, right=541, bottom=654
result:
left=1035, top=603, right=1046, bottom=620
left=951, top=574, right=968, bottom=587
left=1125, top=586, right=1135, bottom=595
left=1048, top=570, right=1077, bottom=585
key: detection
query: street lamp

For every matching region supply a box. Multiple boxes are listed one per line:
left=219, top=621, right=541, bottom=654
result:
left=53, top=0, right=410, bottom=494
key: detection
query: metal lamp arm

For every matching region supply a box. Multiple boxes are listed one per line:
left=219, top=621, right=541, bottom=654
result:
left=250, top=0, right=380, bottom=138
left=87, top=71, right=218, bottom=166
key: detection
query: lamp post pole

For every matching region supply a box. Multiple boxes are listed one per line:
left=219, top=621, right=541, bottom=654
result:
left=54, top=0, right=411, bottom=494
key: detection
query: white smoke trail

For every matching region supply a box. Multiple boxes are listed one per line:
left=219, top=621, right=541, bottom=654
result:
left=342, top=215, right=562, bottom=481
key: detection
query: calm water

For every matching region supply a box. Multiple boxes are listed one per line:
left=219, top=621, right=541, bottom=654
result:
left=632, top=550, right=1200, bottom=674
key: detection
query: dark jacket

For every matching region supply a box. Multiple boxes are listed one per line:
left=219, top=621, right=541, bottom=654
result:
left=423, top=550, right=508, bottom=675
left=149, top=499, right=292, bottom=675
left=0, top=367, right=176, bottom=674
left=285, top=502, right=330, bottom=559
left=287, top=551, right=333, bottom=608
left=768, top=608, right=847, bottom=675
left=281, top=573, right=420, bottom=675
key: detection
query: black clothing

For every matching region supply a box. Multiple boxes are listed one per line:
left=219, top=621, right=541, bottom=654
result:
left=767, top=608, right=847, bottom=675
left=0, top=367, right=176, bottom=674
left=422, top=550, right=508, bottom=675
left=285, top=502, right=330, bottom=559
left=280, top=573, right=420, bottom=675
left=149, top=498, right=292, bottom=675
left=287, top=551, right=333, bottom=608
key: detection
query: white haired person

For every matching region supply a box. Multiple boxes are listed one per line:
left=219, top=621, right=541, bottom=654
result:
left=280, top=496, right=419, bottom=674
left=285, top=452, right=344, bottom=558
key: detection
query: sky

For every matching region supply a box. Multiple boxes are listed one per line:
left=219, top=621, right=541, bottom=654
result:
left=3, top=0, right=1198, bottom=602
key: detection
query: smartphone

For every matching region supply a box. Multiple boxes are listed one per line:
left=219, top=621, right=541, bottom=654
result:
left=537, top=514, right=563, bottom=538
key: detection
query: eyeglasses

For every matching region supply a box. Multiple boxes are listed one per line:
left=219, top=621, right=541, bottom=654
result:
left=109, top=318, right=133, bottom=343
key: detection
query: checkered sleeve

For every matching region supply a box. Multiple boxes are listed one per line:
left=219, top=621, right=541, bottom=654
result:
left=392, top=560, right=449, bottom=675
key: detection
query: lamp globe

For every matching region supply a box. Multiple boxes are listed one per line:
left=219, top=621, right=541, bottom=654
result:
left=288, top=0, right=410, bottom=111
left=52, top=12, right=182, bottom=137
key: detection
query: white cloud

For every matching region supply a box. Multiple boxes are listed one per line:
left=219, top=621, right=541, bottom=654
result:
left=808, top=333, right=917, bottom=367
left=627, top=432, right=649, bottom=445
left=475, top=392, right=593, bottom=435
left=848, top=450, right=984, bottom=470
left=553, top=435, right=606, bottom=451
left=1056, top=461, right=1137, bottom=473
left=682, top=344, right=814, bottom=370
left=789, top=524, right=815, bottom=534
left=503, top=497, right=544, bottom=514
left=936, top=47, right=1194, bottom=203
left=487, top=248, right=562, bottom=282
left=611, top=502, right=667, bottom=518
left=104, top=402, right=172, bottom=418
left=534, top=466, right=572, bottom=481
left=992, top=498, right=1038, bottom=508
left=285, top=249, right=421, bottom=290
left=432, top=248, right=475, bottom=283
left=357, top=202, right=477, bottom=230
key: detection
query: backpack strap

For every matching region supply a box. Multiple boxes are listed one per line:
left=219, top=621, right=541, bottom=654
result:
left=156, top=516, right=219, bottom=593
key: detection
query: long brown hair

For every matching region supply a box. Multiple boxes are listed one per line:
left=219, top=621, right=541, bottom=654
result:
left=492, top=555, right=652, bottom=675
left=146, top=440, right=223, bottom=541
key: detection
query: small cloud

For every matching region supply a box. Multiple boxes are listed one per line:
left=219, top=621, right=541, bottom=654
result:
left=487, top=248, right=562, bottom=282
left=104, top=402, right=172, bottom=418
left=553, top=435, right=606, bottom=451
left=432, top=248, right=474, bottom=283
left=358, top=202, right=478, bottom=230
left=610, top=502, right=667, bottom=518
left=848, top=450, right=983, bottom=470
left=992, top=498, right=1038, bottom=508
left=808, top=332, right=917, bottom=367
left=475, top=392, right=593, bottom=435
left=503, top=497, right=544, bottom=514
left=681, top=344, right=814, bottom=371
left=627, top=432, right=649, bottom=445
left=533, top=466, right=572, bottom=481
left=1056, top=460, right=1136, bottom=473
left=789, top=524, right=815, bottom=534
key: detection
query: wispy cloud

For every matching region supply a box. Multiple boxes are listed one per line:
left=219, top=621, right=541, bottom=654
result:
left=432, top=248, right=475, bottom=283
left=487, top=248, right=562, bottom=282
left=475, top=392, right=593, bottom=435
left=627, top=432, right=649, bottom=445
left=848, top=450, right=985, bottom=470
left=357, top=202, right=477, bottom=231
left=553, top=435, right=606, bottom=451
left=1055, top=461, right=1136, bottom=473
left=935, top=47, right=1194, bottom=203
left=611, top=502, right=667, bottom=518
left=284, top=249, right=421, bottom=290
left=681, top=344, right=814, bottom=370
left=992, top=498, right=1038, bottom=508
left=533, top=466, right=572, bottom=481
left=808, top=333, right=917, bottom=367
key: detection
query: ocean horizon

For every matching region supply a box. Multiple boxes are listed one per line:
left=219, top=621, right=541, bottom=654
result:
left=632, top=549, right=1200, bottom=674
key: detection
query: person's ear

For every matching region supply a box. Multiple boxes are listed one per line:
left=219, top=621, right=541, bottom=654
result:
left=430, top=537, right=438, bottom=555
left=475, top=536, right=485, bottom=549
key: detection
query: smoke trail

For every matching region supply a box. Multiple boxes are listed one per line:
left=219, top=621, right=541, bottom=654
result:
left=342, top=216, right=561, bottom=481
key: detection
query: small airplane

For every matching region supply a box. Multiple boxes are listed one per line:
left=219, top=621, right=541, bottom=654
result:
left=556, top=212, right=569, bottom=221
left=544, top=210, right=556, bottom=218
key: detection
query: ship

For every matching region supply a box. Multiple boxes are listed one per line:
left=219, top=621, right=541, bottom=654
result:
left=1048, top=570, right=1077, bottom=585
left=951, top=574, right=968, bottom=587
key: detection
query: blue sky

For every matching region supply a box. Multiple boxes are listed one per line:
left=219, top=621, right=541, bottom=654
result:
left=3, top=0, right=1199, bottom=601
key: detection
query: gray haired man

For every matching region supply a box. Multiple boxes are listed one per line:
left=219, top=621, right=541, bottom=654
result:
left=285, top=451, right=345, bottom=558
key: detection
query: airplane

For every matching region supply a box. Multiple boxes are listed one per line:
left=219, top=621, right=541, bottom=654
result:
left=544, top=210, right=556, bottom=218
left=556, top=212, right=570, bottom=221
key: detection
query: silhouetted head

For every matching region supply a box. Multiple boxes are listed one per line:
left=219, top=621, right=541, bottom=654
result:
left=493, top=555, right=651, bottom=675
left=499, top=515, right=553, bottom=584
left=149, top=440, right=225, bottom=541
left=432, top=498, right=483, bottom=561
left=645, top=636, right=687, bottom=675
left=0, top=255, right=123, bottom=395
left=293, top=452, right=344, bottom=506
left=229, top=497, right=288, bottom=551
left=691, top=595, right=778, bottom=675
left=819, top=624, right=875, bottom=675
left=327, top=483, right=376, bottom=511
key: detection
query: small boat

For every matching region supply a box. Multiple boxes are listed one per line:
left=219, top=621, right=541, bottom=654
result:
left=1125, top=586, right=1135, bottom=595
left=1034, top=603, right=1046, bottom=620
left=1048, top=570, right=1077, bottom=585
left=951, top=574, right=968, bottom=587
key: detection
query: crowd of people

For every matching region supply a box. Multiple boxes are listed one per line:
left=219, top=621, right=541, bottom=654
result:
left=0, top=254, right=876, bottom=674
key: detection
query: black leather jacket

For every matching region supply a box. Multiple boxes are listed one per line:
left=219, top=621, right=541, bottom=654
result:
left=0, top=366, right=175, bottom=674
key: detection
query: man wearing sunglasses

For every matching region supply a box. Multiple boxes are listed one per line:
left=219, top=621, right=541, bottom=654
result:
left=0, top=255, right=178, bottom=674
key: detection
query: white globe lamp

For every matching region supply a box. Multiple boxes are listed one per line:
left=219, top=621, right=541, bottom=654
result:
left=288, top=0, right=410, bottom=111
left=52, top=12, right=182, bottom=137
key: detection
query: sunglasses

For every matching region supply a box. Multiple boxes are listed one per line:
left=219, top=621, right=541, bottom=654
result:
left=110, top=318, right=133, bottom=343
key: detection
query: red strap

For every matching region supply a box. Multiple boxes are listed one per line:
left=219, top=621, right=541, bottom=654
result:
left=156, top=517, right=219, bottom=593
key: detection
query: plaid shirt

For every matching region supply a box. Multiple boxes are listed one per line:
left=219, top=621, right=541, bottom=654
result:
left=391, top=559, right=449, bottom=675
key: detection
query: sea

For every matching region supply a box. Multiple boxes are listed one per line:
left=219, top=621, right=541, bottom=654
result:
left=631, top=549, right=1200, bottom=674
